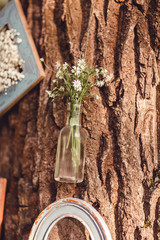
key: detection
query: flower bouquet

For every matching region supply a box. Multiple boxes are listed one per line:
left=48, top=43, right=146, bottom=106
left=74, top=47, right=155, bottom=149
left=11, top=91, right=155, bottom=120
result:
left=43, top=58, right=113, bottom=183
left=0, top=27, right=24, bottom=95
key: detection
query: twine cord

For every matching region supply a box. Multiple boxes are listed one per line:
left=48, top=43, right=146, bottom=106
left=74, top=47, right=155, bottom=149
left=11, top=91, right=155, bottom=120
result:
left=81, top=0, right=96, bottom=59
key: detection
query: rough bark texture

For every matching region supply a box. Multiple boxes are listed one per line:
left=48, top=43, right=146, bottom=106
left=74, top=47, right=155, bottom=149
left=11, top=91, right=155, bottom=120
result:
left=0, top=0, right=160, bottom=239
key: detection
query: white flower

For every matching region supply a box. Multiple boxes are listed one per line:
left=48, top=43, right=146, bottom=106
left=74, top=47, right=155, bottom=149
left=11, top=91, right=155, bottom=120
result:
left=77, top=59, right=86, bottom=66
left=95, top=95, right=100, bottom=100
left=96, top=80, right=105, bottom=87
left=62, top=62, right=68, bottom=70
left=56, top=69, right=63, bottom=79
left=101, top=69, right=108, bottom=77
left=106, top=73, right=113, bottom=82
left=71, top=66, right=76, bottom=73
left=78, top=59, right=86, bottom=67
left=40, top=58, right=44, bottom=62
left=77, top=59, right=87, bottom=71
left=95, top=69, right=99, bottom=76
left=75, top=67, right=81, bottom=76
left=80, top=65, right=85, bottom=71
left=155, top=176, right=159, bottom=182
left=71, top=66, right=81, bottom=76
left=55, top=61, right=61, bottom=69
left=46, top=90, right=55, bottom=98
left=73, top=80, right=82, bottom=91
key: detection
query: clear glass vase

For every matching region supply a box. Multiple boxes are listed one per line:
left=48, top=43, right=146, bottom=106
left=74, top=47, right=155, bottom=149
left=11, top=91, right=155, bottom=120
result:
left=54, top=103, right=87, bottom=183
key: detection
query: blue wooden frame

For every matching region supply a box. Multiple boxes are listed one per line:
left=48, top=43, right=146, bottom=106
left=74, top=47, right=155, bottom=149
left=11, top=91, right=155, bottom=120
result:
left=0, top=0, right=45, bottom=117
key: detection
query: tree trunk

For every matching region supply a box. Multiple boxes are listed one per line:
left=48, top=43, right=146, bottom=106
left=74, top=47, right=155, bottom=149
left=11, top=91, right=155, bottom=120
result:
left=0, top=0, right=160, bottom=239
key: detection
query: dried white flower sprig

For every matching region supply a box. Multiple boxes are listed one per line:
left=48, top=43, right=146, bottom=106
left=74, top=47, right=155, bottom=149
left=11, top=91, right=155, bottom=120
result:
left=41, top=58, right=113, bottom=104
left=0, top=28, right=25, bottom=95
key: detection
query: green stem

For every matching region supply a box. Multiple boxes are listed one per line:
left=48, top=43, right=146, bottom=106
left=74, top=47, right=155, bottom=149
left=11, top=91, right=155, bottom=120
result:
left=66, top=125, right=72, bottom=149
left=66, top=105, right=81, bottom=173
left=71, top=125, right=81, bottom=172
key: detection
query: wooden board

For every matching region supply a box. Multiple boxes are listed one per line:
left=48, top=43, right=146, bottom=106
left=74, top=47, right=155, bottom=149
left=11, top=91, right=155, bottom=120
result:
left=0, top=0, right=45, bottom=117
left=0, top=178, right=7, bottom=237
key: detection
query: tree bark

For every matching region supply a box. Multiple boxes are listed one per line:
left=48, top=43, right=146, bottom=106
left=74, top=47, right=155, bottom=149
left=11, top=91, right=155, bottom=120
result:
left=0, top=0, right=160, bottom=239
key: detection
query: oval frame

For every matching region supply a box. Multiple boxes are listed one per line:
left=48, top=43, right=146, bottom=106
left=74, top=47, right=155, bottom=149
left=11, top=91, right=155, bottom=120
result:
left=29, top=198, right=112, bottom=240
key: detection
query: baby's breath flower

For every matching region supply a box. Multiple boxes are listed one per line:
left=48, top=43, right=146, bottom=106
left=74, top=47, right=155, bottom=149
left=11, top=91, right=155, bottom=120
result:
left=15, top=38, right=22, bottom=44
left=0, top=28, right=24, bottom=94
left=73, top=80, right=82, bottom=91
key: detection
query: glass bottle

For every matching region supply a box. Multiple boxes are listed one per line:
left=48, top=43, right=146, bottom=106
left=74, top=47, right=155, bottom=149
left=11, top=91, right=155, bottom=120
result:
left=54, top=103, right=87, bottom=183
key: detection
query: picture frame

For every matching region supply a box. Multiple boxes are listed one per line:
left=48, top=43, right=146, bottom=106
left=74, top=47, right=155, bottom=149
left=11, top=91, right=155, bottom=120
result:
left=0, top=178, right=7, bottom=237
left=0, top=0, right=45, bottom=117
left=29, top=198, right=112, bottom=240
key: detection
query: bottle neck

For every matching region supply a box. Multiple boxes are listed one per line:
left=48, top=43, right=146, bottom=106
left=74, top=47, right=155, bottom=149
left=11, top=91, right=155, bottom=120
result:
left=66, top=103, right=81, bottom=126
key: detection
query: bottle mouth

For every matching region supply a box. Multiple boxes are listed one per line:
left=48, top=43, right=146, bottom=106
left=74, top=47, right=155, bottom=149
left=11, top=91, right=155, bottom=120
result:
left=67, top=102, right=81, bottom=113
